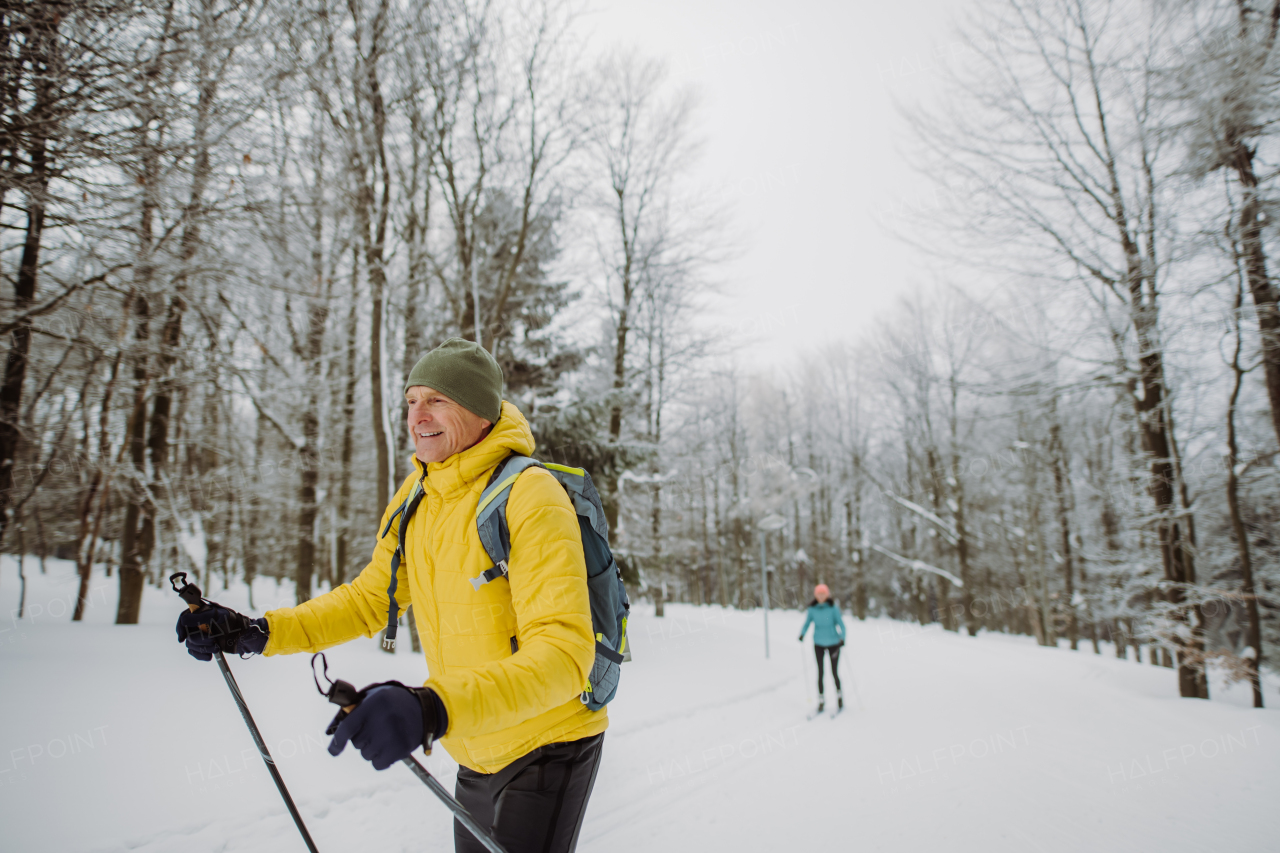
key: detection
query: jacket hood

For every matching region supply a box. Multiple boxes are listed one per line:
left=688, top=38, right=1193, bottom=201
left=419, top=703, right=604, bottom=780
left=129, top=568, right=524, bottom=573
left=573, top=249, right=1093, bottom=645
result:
left=413, top=400, right=534, bottom=497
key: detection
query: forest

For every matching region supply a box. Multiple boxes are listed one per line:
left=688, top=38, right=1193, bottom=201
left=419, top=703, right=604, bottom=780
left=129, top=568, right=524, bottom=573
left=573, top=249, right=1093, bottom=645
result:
left=2, top=0, right=1278, bottom=707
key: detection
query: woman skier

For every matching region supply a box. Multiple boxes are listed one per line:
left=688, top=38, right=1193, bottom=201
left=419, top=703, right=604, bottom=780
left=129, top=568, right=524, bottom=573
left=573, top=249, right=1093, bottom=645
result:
left=798, top=584, right=846, bottom=713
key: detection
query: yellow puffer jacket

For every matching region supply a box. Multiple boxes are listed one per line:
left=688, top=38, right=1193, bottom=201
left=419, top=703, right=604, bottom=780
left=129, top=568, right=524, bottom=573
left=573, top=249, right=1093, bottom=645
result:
left=262, top=401, right=606, bottom=773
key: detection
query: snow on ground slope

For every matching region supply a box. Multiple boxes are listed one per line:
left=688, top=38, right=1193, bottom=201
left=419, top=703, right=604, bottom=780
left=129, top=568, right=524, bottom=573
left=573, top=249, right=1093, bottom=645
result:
left=2, top=557, right=1278, bottom=852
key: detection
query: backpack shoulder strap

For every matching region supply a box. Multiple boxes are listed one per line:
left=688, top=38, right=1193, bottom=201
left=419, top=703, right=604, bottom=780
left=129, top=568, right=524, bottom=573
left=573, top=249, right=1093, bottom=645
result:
left=381, top=480, right=423, bottom=539
left=380, top=481, right=425, bottom=650
left=540, top=463, right=609, bottom=540
left=471, top=454, right=543, bottom=590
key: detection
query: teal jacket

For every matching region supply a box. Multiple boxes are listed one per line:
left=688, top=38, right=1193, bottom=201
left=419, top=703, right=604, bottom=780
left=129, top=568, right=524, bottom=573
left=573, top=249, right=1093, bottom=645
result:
left=799, top=601, right=846, bottom=647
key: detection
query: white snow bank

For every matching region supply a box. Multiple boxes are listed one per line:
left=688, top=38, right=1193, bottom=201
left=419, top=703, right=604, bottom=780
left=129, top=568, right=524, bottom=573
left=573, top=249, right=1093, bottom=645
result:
left=1, top=556, right=1277, bottom=852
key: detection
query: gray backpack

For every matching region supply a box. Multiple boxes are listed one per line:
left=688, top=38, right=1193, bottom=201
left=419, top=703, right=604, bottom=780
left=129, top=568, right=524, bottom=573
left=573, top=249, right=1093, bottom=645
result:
left=381, top=455, right=630, bottom=711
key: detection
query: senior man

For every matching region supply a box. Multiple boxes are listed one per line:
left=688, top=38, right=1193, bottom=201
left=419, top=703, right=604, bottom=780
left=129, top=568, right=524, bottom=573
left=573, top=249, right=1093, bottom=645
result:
left=176, top=338, right=606, bottom=853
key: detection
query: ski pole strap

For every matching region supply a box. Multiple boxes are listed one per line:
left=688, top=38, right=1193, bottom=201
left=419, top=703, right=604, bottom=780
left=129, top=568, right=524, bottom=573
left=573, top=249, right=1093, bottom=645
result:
left=383, top=483, right=425, bottom=650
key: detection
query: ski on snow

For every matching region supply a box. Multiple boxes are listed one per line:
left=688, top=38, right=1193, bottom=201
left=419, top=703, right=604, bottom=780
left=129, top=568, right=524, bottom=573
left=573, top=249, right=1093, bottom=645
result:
left=806, top=705, right=844, bottom=721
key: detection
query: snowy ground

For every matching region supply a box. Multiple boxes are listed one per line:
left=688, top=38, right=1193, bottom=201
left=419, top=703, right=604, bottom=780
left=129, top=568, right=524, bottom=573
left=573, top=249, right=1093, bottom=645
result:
left=2, top=557, right=1278, bottom=853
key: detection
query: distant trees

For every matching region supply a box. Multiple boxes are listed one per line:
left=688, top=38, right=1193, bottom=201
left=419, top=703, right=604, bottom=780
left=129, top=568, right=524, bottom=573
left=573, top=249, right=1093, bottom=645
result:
left=0, top=1, right=128, bottom=560
left=600, top=0, right=1277, bottom=705
left=878, top=0, right=1279, bottom=700
left=0, top=1, right=721, bottom=626
left=3, top=0, right=1273, bottom=704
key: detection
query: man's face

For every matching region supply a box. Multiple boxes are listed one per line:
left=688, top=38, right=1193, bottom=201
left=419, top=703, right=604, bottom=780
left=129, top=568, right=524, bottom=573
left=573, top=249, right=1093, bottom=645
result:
left=405, top=386, right=493, bottom=465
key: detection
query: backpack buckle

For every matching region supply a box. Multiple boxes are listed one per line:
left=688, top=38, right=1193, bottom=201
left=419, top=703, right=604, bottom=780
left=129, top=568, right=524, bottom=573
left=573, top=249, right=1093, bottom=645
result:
left=469, top=560, right=509, bottom=591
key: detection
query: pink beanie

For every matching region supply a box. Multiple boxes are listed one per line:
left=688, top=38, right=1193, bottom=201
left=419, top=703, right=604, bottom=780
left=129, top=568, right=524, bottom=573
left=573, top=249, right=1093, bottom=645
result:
left=814, top=584, right=830, bottom=599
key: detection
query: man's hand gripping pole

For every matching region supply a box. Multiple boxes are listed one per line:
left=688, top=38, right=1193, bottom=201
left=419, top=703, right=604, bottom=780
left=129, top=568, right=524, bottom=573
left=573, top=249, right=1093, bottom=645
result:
left=170, top=573, right=320, bottom=853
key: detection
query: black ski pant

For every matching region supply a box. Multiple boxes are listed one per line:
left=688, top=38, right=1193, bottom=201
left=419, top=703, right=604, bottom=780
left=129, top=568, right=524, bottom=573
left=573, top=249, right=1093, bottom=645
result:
left=814, top=644, right=842, bottom=695
left=454, top=733, right=604, bottom=853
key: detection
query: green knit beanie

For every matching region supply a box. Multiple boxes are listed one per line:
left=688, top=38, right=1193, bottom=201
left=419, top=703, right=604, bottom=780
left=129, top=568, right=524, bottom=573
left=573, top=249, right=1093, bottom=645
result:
left=404, top=338, right=504, bottom=423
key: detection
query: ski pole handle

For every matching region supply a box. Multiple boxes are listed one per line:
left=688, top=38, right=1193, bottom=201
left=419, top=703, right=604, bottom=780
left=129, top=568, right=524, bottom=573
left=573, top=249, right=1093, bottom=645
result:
left=170, top=572, right=205, bottom=610
left=312, top=653, right=364, bottom=722
left=170, top=572, right=214, bottom=633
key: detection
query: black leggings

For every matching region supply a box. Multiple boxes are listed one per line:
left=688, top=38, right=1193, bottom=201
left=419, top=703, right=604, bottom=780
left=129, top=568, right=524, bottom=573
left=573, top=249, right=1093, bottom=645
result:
left=454, top=733, right=604, bottom=853
left=814, top=644, right=842, bottom=694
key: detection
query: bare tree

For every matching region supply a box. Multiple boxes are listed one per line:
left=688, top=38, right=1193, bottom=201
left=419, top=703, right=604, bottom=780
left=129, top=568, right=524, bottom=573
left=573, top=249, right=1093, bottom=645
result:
left=117, top=0, right=263, bottom=622
left=908, top=0, right=1209, bottom=696
left=0, top=1, right=120, bottom=549
left=587, top=51, right=699, bottom=532
left=1169, top=0, right=1280, bottom=447
left=1224, top=247, right=1266, bottom=707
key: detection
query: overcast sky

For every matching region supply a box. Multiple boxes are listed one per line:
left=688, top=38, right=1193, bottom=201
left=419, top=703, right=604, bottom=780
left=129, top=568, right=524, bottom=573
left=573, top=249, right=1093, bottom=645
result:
left=584, top=0, right=964, bottom=367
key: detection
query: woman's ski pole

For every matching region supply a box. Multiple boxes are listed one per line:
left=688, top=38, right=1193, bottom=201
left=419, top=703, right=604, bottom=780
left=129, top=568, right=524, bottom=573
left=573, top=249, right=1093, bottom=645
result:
left=800, top=636, right=813, bottom=706
left=171, top=573, right=321, bottom=853
left=312, top=653, right=510, bottom=853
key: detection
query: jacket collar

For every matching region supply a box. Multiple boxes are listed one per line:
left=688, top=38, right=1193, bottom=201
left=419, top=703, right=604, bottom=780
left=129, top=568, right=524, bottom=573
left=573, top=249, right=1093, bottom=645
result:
left=411, top=400, right=535, bottom=498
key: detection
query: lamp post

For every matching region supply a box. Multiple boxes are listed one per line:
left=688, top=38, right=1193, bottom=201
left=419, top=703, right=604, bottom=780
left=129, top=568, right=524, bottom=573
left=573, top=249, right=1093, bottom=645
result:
left=757, top=514, right=787, bottom=658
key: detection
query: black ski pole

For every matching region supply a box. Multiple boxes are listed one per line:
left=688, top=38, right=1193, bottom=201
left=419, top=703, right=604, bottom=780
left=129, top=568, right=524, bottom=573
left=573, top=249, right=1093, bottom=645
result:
left=311, top=653, right=510, bottom=853
left=399, top=755, right=507, bottom=853
left=171, top=573, right=321, bottom=853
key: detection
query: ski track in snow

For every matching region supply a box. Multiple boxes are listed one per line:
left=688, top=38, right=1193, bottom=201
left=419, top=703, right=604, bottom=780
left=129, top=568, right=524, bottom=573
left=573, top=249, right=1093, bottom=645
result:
left=2, top=557, right=1278, bottom=852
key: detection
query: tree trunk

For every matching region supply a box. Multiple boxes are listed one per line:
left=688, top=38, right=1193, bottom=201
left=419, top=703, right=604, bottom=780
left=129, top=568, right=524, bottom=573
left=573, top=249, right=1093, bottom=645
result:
left=295, top=305, right=326, bottom=604
left=113, top=1, right=175, bottom=623
left=1130, top=303, right=1204, bottom=696
left=713, top=472, right=727, bottom=607
left=368, top=225, right=391, bottom=511
left=0, top=175, right=47, bottom=549
left=1231, top=140, right=1280, bottom=449
left=354, top=0, right=394, bottom=513
left=0, top=9, right=56, bottom=549
left=243, top=406, right=266, bottom=603
left=74, top=350, right=121, bottom=620
left=850, top=447, right=868, bottom=620
left=605, top=199, right=638, bottom=533
left=335, top=248, right=360, bottom=585
left=1226, top=282, right=1265, bottom=708
left=399, top=118, right=431, bottom=482
left=295, top=131, right=331, bottom=604
left=605, top=285, right=631, bottom=533
left=119, top=0, right=218, bottom=622
left=116, top=284, right=155, bottom=623
left=1049, top=416, right=1078, bottom=650
left=698, top=460, right=711, bottom=606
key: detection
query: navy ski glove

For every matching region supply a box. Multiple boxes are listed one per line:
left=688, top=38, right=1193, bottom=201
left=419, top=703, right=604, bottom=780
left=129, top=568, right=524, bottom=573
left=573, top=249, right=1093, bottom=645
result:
left=176, top=606, right=268, bottom=660
left=327, top=685, right=440, bottom=770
